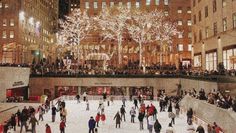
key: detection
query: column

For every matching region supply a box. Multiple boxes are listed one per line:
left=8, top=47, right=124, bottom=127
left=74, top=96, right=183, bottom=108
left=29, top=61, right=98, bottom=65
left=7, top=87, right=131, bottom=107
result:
left=217, top=37, right=223, bottom=64
left=201, top=42, right=206, bottom=70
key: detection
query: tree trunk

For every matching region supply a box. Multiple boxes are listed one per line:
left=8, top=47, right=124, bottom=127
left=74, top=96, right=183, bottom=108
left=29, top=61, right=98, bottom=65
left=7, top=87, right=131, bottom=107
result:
left=139, top=42, right=142, bottom=67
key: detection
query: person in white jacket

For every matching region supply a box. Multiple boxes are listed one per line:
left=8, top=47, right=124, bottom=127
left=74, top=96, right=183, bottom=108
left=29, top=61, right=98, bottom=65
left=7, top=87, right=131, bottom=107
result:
left=186, top=121, right=195, bottom=133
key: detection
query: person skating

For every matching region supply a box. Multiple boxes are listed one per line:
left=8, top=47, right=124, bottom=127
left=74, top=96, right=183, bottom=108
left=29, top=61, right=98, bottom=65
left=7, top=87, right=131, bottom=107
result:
left=51, top=105, right=57, bottom=122
left=88, top=116, right=96, bottom=133
left=120, top=105, right=126, bottom=121
left=113, top=111, right=121, bottom=128
left=187, top=108, right=193, bottom=123
left=148, top=117, right=155, bottom=133
left=20, top=107, right=28, bottom=133
left=102, top=92, right=107, bottom=101
left=169, top=111, right=176, bottom=125
left=154, top=119, right=162, bottom=133
left=45, top=124, right=52, bottom=133
left=16, top=109, right=21, bottom=126
left=83, top=92, right=87, bottom=102
left=86, top=99, right=90, bottom=111
left=138, top=110, right=145, bottom=130
left=95, top=113, right=100, bottom=127
left=98, top=98, right=103, bottom=110
left=130, top=107, right=136, bottom=123
left=61, top=108, right=67, bottom=122
left=10, top=114, right=16, bottom=131
left=60, top=120, right=66, bottom=133
left=101, top=112, right=106, bottom=124
left=29, top=115, right=39, bottom=133
left=175, top=102, right=180, bottom=118
left=213, top=122, right=223, bottom=133
left=196, top=124, right=205, bottom=133
left=38, top=105, right=45, bottom=121
left=134, top=98, right=138, bottom=109
left=76, top=94, right=80, bottom=103
left=186, top=120, right=195, bottom=133
left=122, top=96, right=126, bottom=107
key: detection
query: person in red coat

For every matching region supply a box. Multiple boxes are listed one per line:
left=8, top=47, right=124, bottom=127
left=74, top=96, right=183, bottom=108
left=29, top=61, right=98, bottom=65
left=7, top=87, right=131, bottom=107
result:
left=101, top=113, right=106, bottom=124
left=95, top=113, right=100, bottom=127
left=60, top=120, right=66, bottom=133
left=45, top=124, right=51, bottom=133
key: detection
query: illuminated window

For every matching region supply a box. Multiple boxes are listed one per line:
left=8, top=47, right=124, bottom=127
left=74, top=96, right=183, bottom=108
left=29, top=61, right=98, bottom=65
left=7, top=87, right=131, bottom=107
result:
left=10, top=19, right=14, bottom=26
left=2, top=31, right=7, bottom=39
left=5, top=3, right=9, bottom=8
left=146, top=0, right=151, bottom=6
left=164, top=11, right=169, bottom=16
left=178, top=32, right=183, bottom=38
left=233, top=13, right=236, bottom=29
left=102, top=1, right=106, bottom=8
left=164, top=0, right=169, bottom=5
left=155, top=0, right=160, bottom=5
left=127, top=2, right=131, bottom=9
left=177, top=8, right=182, bottom=14
left=178, top=20, right=183, bottom=25
left=85, top=2, right=89, bottom=9
left=94, top=2, right=98, bottom=9
left=136, top=1, right=140, bottom=8
left=0, top=3, right=2, bottom=8
left=223, top=18, right=227, bottom=32
left=10, top=31, right=14, bottom=38
left=188, top=44, right=192, bottom=51
left=178, top=44, right=183, bottom=51
left=110, top=2, right=114, bottom=7
left=187, top=20, right=192, bottom=26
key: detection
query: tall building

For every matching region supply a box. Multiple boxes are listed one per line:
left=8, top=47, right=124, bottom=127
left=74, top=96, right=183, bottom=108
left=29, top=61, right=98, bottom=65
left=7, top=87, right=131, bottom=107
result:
left=192, top=0, right=236, bottom=70
left=0, top=0, right=59, bottom=64
left=75, top=0, right=192, bottom=67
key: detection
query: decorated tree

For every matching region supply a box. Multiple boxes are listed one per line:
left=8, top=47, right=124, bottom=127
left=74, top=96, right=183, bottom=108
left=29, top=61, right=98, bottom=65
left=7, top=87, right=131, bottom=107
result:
left=97, top=6, right=130, bottom=66
left=59, top=9, right=92, bottom=64
left=127, top=10, right=164, bottom=67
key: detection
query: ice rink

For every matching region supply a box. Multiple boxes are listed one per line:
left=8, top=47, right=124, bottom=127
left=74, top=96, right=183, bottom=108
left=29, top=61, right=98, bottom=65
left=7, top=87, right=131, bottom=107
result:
left=12, top=99, right=195, bottom=133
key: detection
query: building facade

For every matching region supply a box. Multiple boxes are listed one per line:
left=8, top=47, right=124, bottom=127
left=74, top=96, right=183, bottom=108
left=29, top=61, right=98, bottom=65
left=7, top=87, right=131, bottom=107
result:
left=192, top=0, right=236, bottom=70
left=0, top=0, right=59, bottom=64
left=68, top=0, right=192, bottom=67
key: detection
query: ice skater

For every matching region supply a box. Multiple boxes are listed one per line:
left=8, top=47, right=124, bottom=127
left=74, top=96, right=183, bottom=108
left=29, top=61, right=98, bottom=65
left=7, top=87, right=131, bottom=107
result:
left=113, top=111, right=121, bottom=128
left=86, top=99, right=90, bottom=111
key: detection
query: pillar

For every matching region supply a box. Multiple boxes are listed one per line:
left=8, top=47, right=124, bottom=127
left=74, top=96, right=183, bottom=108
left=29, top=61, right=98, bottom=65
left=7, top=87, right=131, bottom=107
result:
left=217, top=37, right=223, bottom=64
left=201, top=42, right=206, bottom=70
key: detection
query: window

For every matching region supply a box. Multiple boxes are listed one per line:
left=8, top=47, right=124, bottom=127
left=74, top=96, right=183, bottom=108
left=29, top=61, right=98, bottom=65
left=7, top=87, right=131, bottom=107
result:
left=119, top=2, right=122, bottom=7
left=110, top=2, right=114, bottom=7
left=127, top=2, right=131, bottom=9
left=10, top=31, right=14, bottom=38
left=178, top=32, right=183, bottom=38
left=233, top=13, right=236, bottom=29
left=85, top=2, right=89, bottom=9
left=2, top=31, right=7, bottom=39
left=213, top=0, right=217, bottom=13
left=178, top=44, right=184, bottom=51
left=205, top=27, right=209, bottom=38
left=187, top=20, right=192, bottom=26
left=188, top=32, right=192, bottom=38
left=3, top=19, right=7, bottom=26
left=102, top=1, right=106, bottom=8
left=94, top=2, right=98, bottom=9
left=155, top=0, right=160, bottom=5
left=222, top=0, right=227, bottom=7
left=5, top=3, right=9, bottom=8
left=177, top=7, right=182, bottom=14
left=223, top=48, right=236, bottom=69
left=206, top=52, right=217, bottom=70
left=193, top=0, right=196, bottom=7
left=198, top=11, right=202, bottom=22
left=164, top=0, right=169, bottom=5
left=213, top=22, right=217, bottom=36
left=10, top=19, right=14, bottom=26
left=199, top=30, right=202, bottom=41
left=146, top=0, right=151, bottom=6
left=194, top=55, right=202, bottom=67
left=205, top=6, right=208, bottom=17
left=188, top=44, right=192, bottom=51
left=164, top=11, right=169, bottom=16
left=223, top=18, right=227, bottom=32
left=178, top=20, right=183, bottom=25
left=136, top=2, right=140, bottom=8
left=187, top=7, right=191, bottom=14
left=0, top=2, right=2, bottom=8
left=193, top=15, right=196, bottom=24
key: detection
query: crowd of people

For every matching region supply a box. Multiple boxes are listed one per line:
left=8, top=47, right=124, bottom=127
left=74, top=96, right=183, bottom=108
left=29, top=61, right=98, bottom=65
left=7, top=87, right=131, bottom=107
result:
left=186, top=88, right=236, bottom=112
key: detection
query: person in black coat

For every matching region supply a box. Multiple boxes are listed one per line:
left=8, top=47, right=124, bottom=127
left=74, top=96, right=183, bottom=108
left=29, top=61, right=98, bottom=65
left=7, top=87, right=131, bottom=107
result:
left=134, top=99, right=138, bottom=109
left=138, top=112, right=145, bottom=130
left=154, top=119, right=162, bottom=133
left=120, top=105, right=126, bottom=121
left=51, top=105, right=57, bottom=122
left=196, top=124, right=205, bottom=133
left=88, top=117, right=96, bottom=133
left=113, top=112, right=121, bottom=128
left=187, top=108, right=193, bottom=123
left=10, top=114, right=16, bottom=131
left=16, top=109, right=21, bottom=126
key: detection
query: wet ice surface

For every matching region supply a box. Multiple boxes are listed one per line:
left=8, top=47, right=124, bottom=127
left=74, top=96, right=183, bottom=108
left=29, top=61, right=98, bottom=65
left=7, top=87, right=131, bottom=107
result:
left=12, top=100, right=196, bottom=133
